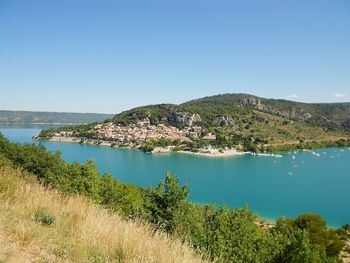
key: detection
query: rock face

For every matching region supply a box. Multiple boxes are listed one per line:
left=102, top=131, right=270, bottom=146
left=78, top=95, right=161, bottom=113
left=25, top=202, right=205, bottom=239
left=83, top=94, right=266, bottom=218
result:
left=169, top=111, right=202, bottom=127
left=278, top=109, right=312, bottom=120
left=243, top=97, right=312, bottom=121
left=243, top=97, right=264, bottom=110
left=214, top=116, right=235, bottom=127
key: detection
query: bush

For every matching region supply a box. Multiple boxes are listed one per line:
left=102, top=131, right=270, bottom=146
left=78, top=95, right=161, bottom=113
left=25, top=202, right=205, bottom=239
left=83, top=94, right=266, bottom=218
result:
left=243, top=139, right=258, bottom=153
left=145, top=173, right=189, bottom=233
left=139, top=142, right=155, bottom=152
left=278, top=213, right=345, bottom=258
left=295, top=214, right=328, bottom=246
left=34, top=207, right=55, bottom=226
left=171, top=146, right=184, bottom=152
left=199, top=206, right=284, bottom=262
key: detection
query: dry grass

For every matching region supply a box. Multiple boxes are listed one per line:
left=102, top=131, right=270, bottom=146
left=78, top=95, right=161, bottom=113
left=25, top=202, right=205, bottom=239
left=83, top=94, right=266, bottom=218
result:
left=253, top=110, right=350, bottom=144
left=0, top=162, right=207, bottom=263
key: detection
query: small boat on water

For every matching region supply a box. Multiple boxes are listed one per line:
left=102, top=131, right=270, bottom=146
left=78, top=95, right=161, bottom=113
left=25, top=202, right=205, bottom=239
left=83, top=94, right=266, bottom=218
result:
left=249, top=153, right=283, bottom=158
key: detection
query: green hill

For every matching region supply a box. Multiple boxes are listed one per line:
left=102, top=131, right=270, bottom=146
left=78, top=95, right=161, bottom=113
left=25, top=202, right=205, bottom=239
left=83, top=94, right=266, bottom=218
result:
left=37, top=94, right=350, bottom=153
left=114, top=93, right=350, bottom=131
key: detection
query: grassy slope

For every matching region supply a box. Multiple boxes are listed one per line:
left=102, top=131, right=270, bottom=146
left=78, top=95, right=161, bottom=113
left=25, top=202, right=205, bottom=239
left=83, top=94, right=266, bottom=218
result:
left=0, top=158, right=206, bottom=263
left=250, top=111, right=348, bottom=144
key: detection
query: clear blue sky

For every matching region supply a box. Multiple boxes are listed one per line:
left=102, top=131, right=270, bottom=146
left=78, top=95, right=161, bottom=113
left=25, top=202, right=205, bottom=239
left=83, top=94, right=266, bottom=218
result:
left=0, top=0, right=349, bottom=113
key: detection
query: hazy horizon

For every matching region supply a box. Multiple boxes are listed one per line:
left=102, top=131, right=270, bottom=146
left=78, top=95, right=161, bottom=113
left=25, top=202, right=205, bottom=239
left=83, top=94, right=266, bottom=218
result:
left=1, top=92, right=350, bottom=115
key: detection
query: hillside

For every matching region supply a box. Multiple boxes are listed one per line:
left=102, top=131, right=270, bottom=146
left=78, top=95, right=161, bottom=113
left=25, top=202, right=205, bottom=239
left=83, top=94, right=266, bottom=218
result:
left=37, top=94, right=350, bottom=154
left=112, top=94, right=350, bottom=130
left=0, top=157, right=205, bottom=263
left=1, top=132, right=349, bottom=262
left=0, top=110, right=114, bottom=124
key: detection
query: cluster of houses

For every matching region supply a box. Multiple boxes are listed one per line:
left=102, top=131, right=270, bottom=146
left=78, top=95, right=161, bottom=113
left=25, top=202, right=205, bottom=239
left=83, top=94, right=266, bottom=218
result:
left=93, top=120, right=215, bottom=144
left=50, top=119, right=217, bottom=146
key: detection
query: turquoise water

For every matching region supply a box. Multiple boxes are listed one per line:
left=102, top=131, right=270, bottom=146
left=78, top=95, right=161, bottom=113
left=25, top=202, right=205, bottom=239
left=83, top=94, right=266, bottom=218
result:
left=1, top=127, right=349, bottom=227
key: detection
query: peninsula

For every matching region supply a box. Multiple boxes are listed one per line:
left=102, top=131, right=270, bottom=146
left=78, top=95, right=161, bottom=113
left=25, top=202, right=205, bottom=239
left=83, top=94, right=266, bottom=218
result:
left=36, top=93, right=350, bottom=156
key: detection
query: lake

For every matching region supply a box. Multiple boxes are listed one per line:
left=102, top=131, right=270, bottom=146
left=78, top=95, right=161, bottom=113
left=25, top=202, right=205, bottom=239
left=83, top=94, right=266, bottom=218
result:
left=1, top=126, right=349, bottom=227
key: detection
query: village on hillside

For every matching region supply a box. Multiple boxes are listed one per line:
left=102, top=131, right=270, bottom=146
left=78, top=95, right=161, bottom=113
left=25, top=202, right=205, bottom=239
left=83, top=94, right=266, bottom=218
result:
left=50, top=119, right=217, bottom=146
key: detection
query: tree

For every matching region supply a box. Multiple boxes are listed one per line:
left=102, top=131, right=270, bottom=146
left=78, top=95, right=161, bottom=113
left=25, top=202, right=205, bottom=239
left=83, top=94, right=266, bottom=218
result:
left=66, top=160, right=101, bottom=201
left=146, top=172, right=189, bottom=233
left=201, top=206, right=283, bottom=263
left=277, top=230, right=335, bottom=263
left=139, top=141, right=155, bottom=152
left=243, top=138, right=258, bottom=153
left=295, top=214, right=328, bottom=247
left=99, top=173, right=125, bottom=212
left=291, top=213, right=344, bottom=258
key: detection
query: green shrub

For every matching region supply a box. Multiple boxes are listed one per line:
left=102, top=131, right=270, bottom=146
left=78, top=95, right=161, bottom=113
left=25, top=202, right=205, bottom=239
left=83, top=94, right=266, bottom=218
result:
left=171, top=146, right=184, bottom=152
left=139, top=142, right=155, bottom=152
left=34, top=207, right=55, bottom=226
left=243, top=139, right=258, bottom=153
left=145, top=173, right=189, bottom=233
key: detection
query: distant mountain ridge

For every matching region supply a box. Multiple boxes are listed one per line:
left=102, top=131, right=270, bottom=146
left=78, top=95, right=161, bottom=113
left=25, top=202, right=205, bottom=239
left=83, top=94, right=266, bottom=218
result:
left=0, top=110, right=114, bottom=124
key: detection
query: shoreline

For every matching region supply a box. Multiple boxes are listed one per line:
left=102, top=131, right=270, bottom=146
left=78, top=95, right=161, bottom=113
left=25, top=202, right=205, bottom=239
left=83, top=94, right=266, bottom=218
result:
left=37, top=136, right=250, bottom=158
left=35, top=135, right=350, bottom=158
left=152, top=146, right=247, bottom=158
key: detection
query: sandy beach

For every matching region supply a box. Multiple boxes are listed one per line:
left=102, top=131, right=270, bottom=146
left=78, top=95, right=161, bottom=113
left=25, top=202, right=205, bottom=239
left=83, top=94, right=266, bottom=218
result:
left=177, top=148, right=246, bottom=158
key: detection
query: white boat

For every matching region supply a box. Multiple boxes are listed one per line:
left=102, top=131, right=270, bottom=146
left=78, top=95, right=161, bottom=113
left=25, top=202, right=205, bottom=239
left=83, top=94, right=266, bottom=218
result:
left=257, top=153, right=283, bottom=158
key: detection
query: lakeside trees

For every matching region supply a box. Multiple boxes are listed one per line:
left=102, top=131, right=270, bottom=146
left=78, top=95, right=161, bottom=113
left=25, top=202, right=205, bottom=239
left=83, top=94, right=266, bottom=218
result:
left=0, top=132, right=346, bottom=262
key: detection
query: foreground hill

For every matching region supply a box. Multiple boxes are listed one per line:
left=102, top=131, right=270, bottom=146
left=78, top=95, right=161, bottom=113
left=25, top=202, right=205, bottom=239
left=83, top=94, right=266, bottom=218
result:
left=38, top=94, right=350, bottom=154
left=0, top=157, right=205, bottom=263
left=0, top=110, right=113, bottom=124
left=1, top=133, right=349, bottom=262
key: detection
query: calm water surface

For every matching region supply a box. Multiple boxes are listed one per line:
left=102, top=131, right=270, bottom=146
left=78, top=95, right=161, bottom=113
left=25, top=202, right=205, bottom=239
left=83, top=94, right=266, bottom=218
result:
left=1, top=126, right=349, bottom=227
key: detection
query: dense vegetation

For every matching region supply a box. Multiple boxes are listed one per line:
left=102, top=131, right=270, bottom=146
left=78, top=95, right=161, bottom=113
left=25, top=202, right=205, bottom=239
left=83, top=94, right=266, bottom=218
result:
left=112, top=104, right=178, bottom=126
left=38, top=122, right=99, bottom=139
left=181, top=94, right=350, bottom=131
left=1, top=132, right=349, bottom=262
left=111, top=93, right=350, bottom=132
left=0, top=110, right=113, bottom=124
